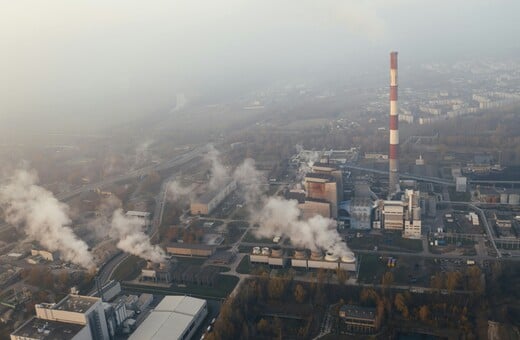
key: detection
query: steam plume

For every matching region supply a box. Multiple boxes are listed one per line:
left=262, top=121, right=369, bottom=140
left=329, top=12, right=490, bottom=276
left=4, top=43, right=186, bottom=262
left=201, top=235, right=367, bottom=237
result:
left=166, top=180, right=195, bottom=202
left=110, top=209, right=166, bottom=263
left=0, top=170, right=94, bottom=268
left=206, top=144, right=230, bottom=190
left=252, top=197, right=352, bottom=257
left=233, top=157, right=353, bottom=257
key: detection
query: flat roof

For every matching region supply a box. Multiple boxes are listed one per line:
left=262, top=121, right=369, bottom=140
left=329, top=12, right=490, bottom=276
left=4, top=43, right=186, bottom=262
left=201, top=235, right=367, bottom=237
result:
left=11, top=317, right=86, bottom=340
left=129, top=296, right=206, bottom=340
left=340, top=304, right=376, bottom=320
left=53, top=295, right=99, bottom=313
left=195, top=179, right=235, bottom=204
left=126, top=211, right=151, bottom=217
left=305, top=173, right=335, bottom=181
left=167, top=243, right=215, bottom=250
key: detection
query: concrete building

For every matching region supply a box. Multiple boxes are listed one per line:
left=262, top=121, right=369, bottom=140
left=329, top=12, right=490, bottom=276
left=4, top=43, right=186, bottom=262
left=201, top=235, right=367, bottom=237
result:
left=456, top=176, right=468, bottom=193
left=298, top=198, right=331, bottom=219
left=312, top=162, right=344, bottom=201
left=403, top=190, right=422, bottom=239
left=382, top=201, right=404, bottom=230
left=129, top=295, right=207, bottom=340
left=166, top=243, right=216, bottom=257
left=305, top=173, right=339, bottom=218
left=140, top=261, right=174, bottom=283
left=190, top=179, right=237, bottom=215
left=349, top=198, right=373, bottom=230
left=339, top=304, right=381, bottom=335
left=33, top=294, right=110, bottom=340
left=11, top=317, right=91, bottom=340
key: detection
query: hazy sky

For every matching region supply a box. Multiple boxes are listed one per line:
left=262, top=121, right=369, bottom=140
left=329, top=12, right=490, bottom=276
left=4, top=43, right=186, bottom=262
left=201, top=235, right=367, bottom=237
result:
left=1, top=0, right=519, bottom=132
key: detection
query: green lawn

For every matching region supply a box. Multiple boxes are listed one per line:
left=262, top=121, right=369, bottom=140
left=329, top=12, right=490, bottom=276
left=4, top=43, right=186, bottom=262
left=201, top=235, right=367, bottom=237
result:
left=348, top=232, right=423, bottom=253
left=357, top=254, right=387, bottom=284
left=236, top=256, right=252, bottom=274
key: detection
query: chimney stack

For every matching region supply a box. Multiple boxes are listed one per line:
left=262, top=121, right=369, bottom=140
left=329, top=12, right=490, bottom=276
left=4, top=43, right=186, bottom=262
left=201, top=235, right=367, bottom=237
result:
left=389, top=51, right=399, bottom=194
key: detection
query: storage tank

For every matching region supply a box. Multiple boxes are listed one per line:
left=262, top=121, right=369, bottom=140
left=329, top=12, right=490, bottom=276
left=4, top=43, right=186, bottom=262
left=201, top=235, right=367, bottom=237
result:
left=252, top=247, right=261, bottom=255
left=310, top=250, right=324, bottom=260
left=261, top=247, right=270, bottom=255
left=293, top=249, right=307, bottom=259
left=341, top=253, right=356, bottom=263
left=509, top=194, right=519, bottom=205
left=271, top=246, right=283, bottom=258
left=500, top=193, right=509, bottom=204
left=325, top=251, right=339, bottom=262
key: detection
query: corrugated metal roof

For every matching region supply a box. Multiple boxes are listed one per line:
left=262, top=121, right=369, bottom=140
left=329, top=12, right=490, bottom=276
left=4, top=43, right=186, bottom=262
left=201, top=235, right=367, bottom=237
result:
left=129, top=296, right=206, bottom=340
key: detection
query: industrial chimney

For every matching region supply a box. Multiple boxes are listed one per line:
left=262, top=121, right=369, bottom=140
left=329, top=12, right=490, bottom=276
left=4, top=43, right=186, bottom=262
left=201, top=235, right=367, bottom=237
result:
left=389, top=51, right=399, bottom=195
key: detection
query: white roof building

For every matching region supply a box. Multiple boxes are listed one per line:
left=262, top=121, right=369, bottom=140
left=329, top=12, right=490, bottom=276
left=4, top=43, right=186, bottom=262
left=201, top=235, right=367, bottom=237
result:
left=129, top=296, right=207, bottom=340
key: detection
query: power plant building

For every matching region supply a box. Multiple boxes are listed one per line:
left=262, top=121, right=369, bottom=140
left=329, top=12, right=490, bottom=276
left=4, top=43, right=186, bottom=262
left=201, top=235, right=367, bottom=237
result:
left=129, top=295, right=208, bottom=340
left=190, top=179, right=237, bottom=215
left=304, top=173, right=339, bottom=219
left=24, top=294, right=111, bottom=340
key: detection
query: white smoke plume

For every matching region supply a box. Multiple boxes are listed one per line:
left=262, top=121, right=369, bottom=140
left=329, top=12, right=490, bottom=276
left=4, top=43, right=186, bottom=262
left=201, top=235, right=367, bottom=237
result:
left=166, top=180, right=195, bottom=202
left=0, top=170, right=94, bottom=268
left=88, top=195, right=122, bottom=239
left=233, top=157, right=353, bottom=257
left=206, top=144, right=230, bottom=190
left=252, top=197, right=352, bottom=257
left=233, top=158, right=265, bottom=206
left=110, top=209, right=166, bottom=263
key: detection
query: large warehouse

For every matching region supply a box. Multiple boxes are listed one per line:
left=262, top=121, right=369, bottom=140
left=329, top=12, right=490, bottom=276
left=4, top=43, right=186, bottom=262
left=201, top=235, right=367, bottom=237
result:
left=129, top=295, right=207, bottom=340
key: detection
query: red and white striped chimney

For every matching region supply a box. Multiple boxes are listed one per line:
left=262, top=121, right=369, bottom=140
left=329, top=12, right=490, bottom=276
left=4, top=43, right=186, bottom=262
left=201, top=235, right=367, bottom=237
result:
left=389, top=51, right=399, bottom=194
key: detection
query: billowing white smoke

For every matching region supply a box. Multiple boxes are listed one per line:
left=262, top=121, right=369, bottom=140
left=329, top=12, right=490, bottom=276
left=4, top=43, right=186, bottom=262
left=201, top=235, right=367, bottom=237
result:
left=110, top=209, right=166, bottom=263
left=294, top=144, right=319, bottom=184
left=233, top=158, right=265, bottom=207
left=0, top=170, right=94, bottom=269
left=252, top=197, right=352, bottom=257
left=166, top=180, right=195, bottom=202
left=206, top=144, right=230, bottom=190
left=233, top=157, right=353, bottom=257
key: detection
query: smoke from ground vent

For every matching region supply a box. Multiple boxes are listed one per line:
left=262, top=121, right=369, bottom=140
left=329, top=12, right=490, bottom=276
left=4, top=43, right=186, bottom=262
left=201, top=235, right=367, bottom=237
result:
left=0, top=170, right=94, bottom=269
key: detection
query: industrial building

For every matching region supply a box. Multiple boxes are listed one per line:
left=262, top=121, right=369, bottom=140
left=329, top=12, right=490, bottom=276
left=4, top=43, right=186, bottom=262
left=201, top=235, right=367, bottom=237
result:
left=129, top=295, right=208, bottom=340
left=339, top=305, right=381, bottom=335
left=10, top=317, right=90, bottom=340
left=304, top=173, right=339, bottom=218
left=249, top=247, right=357, bottom=272
left=298, top=198, right=331, bottom=219
left=403, top=190, right=422, bottom=239
left=380, top=201, right=404, bottom=230
left=166, top=243, right=216, bottom=257
left=348, top=198, right=373, bottom=230
left=372, top=190, right=423, bottom=239
left=11, top=294, right=111, bottom=340
left=190, top=179, right=237, bottom=215
left=140, top=261, right=174, bottom=283
left=456, top=176, right=468, bottom=192
left=311, top=162, right=344, bottom=201
left=125, top=211, right=151, bottom=227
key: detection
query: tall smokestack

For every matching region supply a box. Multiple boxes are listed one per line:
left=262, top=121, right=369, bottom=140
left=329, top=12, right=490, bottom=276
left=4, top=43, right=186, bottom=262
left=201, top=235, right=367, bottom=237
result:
left=389, top=51, right=399, bottom=194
